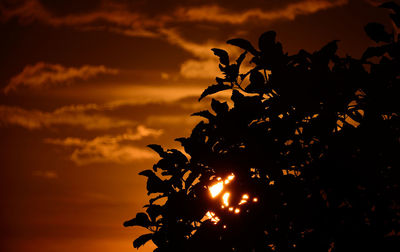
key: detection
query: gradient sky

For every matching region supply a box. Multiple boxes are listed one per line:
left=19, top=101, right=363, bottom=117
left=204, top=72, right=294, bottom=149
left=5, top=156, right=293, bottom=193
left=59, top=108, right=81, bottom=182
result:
left=0, top=0, right=395, bottom=251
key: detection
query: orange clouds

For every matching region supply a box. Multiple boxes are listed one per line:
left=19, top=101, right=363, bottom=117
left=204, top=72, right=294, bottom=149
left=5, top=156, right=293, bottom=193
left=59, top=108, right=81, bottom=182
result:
left=0, top=0, right=349, bottom=81
left=33, top=170, right=58, bottom=179
left=1, top=0, right=349, bottom=31
left=45, top=125, right=162, bottom=165
left=175, top=0, right=349, bottom=24
left=0, top=0, right=162, bottom=38
left=4, top=62, right=119, bottom=94
left=0, top=104, right=135, bottom=130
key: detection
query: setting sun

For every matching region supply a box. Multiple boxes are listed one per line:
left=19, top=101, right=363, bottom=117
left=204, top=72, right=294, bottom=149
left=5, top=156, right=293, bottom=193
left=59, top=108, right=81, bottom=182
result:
left=209, top=181, right=224, bottom=198
left=222, top=192, right=230, bottom=206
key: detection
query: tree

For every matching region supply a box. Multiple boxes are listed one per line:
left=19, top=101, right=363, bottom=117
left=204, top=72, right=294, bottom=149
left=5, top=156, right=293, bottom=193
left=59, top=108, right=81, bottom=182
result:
left=125, top=3, right=400, bottom=251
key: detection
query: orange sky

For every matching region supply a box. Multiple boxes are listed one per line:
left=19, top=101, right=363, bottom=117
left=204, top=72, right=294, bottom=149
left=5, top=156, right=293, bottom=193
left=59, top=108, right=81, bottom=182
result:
left=0, top=0, right=394, bottom=251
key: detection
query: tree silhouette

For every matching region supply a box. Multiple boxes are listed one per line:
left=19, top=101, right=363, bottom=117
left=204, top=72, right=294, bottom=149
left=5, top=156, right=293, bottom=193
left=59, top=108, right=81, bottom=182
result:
left=125, top=2, right=399, bottom=251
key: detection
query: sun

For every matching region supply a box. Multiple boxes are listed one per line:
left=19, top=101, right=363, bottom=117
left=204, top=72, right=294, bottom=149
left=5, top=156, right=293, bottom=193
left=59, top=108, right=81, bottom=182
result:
left=205, top=173, right=258, bottom=224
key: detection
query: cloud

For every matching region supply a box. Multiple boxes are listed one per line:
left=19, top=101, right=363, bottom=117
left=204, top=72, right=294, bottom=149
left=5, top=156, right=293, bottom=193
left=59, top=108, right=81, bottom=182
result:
left=45, top=125, right=163, bottom=165
left=363, top=0, right=385, bottom=6
left=0, top=0, right=348, bottom=80
left=0, top=104, right=135, bottom=130
left=160, top=28, right=241, bottom=79
left=146, top=114, right=200, bottom=128
left=175, top=0, right=349, bottom=24
left=4, top=62, right=119, bottom=94
left=179, top=59, right=221, bottom=79
left=0, top=0, right=163, bottom=38
left=1, top=0, right=348, bottom=31
left=33, top=170, right=58, bottom=179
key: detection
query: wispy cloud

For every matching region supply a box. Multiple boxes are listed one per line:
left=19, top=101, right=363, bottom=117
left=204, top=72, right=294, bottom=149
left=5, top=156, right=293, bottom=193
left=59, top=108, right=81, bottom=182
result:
left=32, top=170, right=58, bottom=179
left=45, top=125, right=162, bottom=165
left=0, top=0, right=348, bottom=31
left=175, top=0, right=348, bottom=24
left=0, top=0, right=163, bottom=38
left=4, top=62, right=118, bottom=94
left=0, top=0, right=349, bottom=81
left=0, top=104, right=134, bottom=130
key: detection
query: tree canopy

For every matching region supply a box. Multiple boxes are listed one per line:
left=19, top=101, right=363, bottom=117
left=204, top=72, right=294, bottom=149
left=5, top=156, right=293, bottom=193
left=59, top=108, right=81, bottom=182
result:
left=125, top=2, right=399, bottom=251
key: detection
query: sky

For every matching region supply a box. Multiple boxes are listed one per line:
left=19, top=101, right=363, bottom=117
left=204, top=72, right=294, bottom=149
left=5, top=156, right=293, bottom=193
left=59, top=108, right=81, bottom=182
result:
left=0, top=0, right=395, bottom=251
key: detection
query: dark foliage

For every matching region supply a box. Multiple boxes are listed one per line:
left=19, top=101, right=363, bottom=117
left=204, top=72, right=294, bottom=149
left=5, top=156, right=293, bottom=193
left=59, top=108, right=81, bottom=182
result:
left=126, top=3, right=400, bottom=251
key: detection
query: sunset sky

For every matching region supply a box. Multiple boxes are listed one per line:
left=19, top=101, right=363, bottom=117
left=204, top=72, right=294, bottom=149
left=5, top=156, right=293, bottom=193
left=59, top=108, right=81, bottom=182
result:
left=0, top=0, right=394, bottom=251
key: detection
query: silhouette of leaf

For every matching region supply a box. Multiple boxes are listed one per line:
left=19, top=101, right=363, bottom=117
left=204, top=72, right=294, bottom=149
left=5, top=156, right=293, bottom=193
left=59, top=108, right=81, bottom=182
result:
left=146, top=204, right=163, bottom=221
left=245, top=70, right=266, bottom=94
left=216, top=77, right=225, bottom=85
left=124, top=212, right=151, bottom=227
left=364, top=22, right=391, bottom=43
left=192, top=110, right=215, bottom=121
left=147, top=144, right=166, bottom=158
left=380, top=1, right=400, bottom=11
left=211, top=48, right=229, bottom=66
left=362, top=45, right=388, bottom=60
left=211, top=99, right=229, bottom=115
left=379, top=2, right=400, bottom=27
left=133, top=233, right=153, bottom=248
left=314, top=40, right=338, bottom=63
left=390, top=13, right=400, bottom=27
left=227, top=38, right=258, bottom=55
left=258, top=31, right=276, bottom=52
left=236, top=50, right=248, bottom=67
left=139, top=170, right=171, bottom=195
left=199, top=83, right=231, bottom=101
left=231, top=89, right=244, bottom=104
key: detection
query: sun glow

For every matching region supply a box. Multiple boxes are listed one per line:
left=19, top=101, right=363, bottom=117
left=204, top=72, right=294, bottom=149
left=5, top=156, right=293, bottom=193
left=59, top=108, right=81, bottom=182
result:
left=224, top=174, right=235, bottom=184
left=222, top=192, right=230, bottom=206
left=205, top=173, right=259, bottom=224
left=208, top=173, right=235, bottom=198
left=239, top=194, right=249, bottom=205
left=209, top=181, right=224, bottom=198
left=205, top=211, right=220, bottom=224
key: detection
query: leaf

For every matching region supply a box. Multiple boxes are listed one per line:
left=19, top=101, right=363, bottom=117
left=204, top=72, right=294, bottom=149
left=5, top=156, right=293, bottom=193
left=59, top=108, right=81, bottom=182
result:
left=146, top=204, right=163, bottom=221
left=139, top=169, right=155, bottom=177
left=211, top=48, right=229, bottom=66
left=389, top=13, right=400, bottom=27
left=315, top=40, right=339, bottom=61
left=364, top=22, right=391, bottom=43
left=124, top=212, right=151, bottom=227
left=379, top=1, right=400, bottom=11
left=231, top=89, right=245, bottom=105
left=227, top=38, right=258, bottom=55
left=185, top=170, right=200, bottom=189
left=199, top=83, right=231, bottom=101
left=133, top=233, right=153, bottom=248
left=211, top=99, right=229, bottom=115
left=215, top=77, right=225, bottom=85
left=191, top=110, right=216, bottom=121
left=379, top=0, right=400, bottom=26
left=236, top=50, right=248, bottom=67
left=147, top=144, right=166, bottom=158
left=139, top=170, right=171, bottom=194
left=250, top=70, right=265, bottom=86
left=379, top=1, right=400, bottom=27
left=245, top=70, right=266, bottom=94
left=258, top=31, right=276, bottom=52
left=362, top=45, right=388, bottom=60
